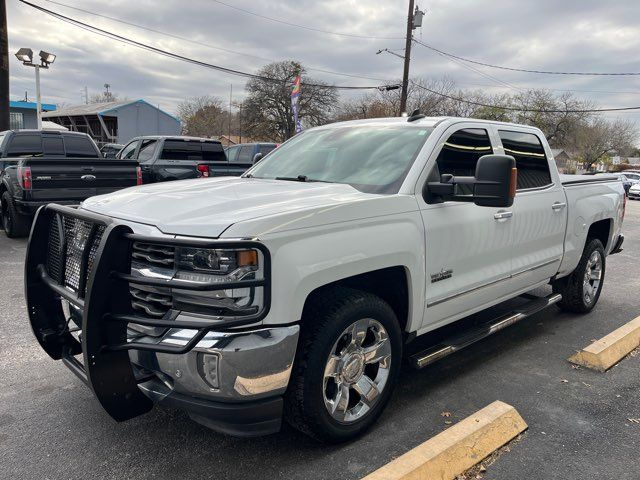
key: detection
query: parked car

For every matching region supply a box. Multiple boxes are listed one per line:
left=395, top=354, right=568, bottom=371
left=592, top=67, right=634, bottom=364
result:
left=0, top=130, right=140, bottom=237
left=621, top=171, right=640, bottom=184
left=225, top=142, right=277, bottom=164
left=25, top=116, right=624, bottom=442
left=595, top=172, right=633, bottom=193
left=628, top=182, right=640, bottom=199
left=100, top=143, right=124, bottom=158
left=117, top=136, right=253, bottom=184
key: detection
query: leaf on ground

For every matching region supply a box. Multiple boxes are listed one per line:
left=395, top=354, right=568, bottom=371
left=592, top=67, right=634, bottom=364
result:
left=441, top=411, right=452, bottom=417
left=561, top=379, right=569, bottom=383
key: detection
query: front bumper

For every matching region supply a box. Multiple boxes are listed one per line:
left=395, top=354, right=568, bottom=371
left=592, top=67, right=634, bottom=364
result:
left=628, top=191, right=640, bottom=199
left=25, top=204, right=288, bottom=437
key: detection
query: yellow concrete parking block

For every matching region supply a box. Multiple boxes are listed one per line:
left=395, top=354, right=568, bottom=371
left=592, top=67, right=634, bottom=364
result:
left=569, top=316, right=640, bottom=372
left=362, top=401, right=527, bottom=480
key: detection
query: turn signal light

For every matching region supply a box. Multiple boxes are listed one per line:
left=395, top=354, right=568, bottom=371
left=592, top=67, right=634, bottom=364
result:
left=237, top=250, right=258, bottom=267
left=136, top=166, right=143, bottom=185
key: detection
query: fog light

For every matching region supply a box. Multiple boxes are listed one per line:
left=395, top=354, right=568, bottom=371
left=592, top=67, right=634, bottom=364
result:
left=199, top=353, right=220, bottom=389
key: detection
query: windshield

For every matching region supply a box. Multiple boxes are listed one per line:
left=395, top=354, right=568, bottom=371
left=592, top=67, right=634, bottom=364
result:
left=246, top=125, right=432, bottom=194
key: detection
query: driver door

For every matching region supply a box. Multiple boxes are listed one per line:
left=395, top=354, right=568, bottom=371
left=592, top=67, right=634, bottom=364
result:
left=417, top=125, right=518, bottom=331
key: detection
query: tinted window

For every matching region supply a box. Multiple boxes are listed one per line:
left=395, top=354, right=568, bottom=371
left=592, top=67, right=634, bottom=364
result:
left=202, top=142, right=226, bottom=161
left=237, top=145, right=254, bottom=163
left=499, top=130, right=551, bottom=190
left=43, top=137, right=65, bottom=156
left=161, top=140, right=203, bottom=160
left=64, top=135, right=99, bottom=158
left=435, top=128, right=493, bottom=195
left=625, top=173, right=640, bottom=181
left=6, top=134, right=43, bottom=157
left=226, top=145, right=240, bottom=162
left=137, top=140, right=157, bottom=162
left=119, top=141, right=138, bottom=159
left=259, top=144, right=276, bottom=156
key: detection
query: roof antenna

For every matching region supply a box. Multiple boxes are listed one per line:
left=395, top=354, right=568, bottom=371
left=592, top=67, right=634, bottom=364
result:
left=407, top=108, right=426, bottom=122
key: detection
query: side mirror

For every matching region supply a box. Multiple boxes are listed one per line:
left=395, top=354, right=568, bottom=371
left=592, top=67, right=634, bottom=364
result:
left=423, top=154, right=517, bottom=208
left=473, top=155, right=517, bottom=207
left=253, top=152, right=263, bottom=163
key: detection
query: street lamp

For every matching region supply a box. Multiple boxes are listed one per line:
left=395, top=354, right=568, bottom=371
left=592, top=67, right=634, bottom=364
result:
left=14, top=47, right=56, bottom=130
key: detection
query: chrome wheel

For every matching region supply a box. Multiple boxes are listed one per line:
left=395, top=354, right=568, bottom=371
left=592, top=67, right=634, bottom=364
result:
left=583, top=250, right=603, bottom=305
left=322, top=318, right=392, bottom=424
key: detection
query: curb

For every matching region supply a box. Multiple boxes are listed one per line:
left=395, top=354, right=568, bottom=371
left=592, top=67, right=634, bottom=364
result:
left=362, top=400, right=527, bottom=480
left=569, top=316, right=640, bottom=371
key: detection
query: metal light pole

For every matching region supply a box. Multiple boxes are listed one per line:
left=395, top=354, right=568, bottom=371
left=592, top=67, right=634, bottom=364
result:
left=0, top=0, right=9, bottom=131
left=14, top=48, right=56, bottom=130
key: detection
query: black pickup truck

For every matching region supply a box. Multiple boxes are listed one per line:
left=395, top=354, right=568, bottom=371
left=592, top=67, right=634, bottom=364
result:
left=0, top=130, right=140, bottom=238
left=116, top=136, right=255, bottom=183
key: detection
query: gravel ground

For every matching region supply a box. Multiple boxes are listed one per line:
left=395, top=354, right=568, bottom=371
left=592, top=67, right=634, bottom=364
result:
left=1, top=203, right=638, bottom=480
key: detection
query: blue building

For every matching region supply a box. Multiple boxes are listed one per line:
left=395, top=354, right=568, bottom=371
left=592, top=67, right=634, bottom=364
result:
left=42, top=99, right=181, bottom=146
left=9, top=100, right=57, bottom=129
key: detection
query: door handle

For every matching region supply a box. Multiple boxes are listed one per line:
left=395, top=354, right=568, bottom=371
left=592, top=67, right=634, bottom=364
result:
left=494, top=211, right=513, bottom=220
left=552, top=202, right=567, bottom=211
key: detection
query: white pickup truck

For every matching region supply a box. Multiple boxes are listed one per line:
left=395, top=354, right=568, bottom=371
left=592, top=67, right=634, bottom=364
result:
left=26, top=115, right=625, bottom=442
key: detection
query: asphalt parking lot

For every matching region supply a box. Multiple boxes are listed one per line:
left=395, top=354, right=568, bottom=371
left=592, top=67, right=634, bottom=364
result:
left=1, top=204, right=639, bottom=480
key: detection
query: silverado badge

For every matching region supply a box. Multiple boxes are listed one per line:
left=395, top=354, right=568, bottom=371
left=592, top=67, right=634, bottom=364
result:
left=431, top=268, right=453, bottom=283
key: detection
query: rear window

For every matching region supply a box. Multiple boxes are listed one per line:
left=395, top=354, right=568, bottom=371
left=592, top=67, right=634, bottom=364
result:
left=63, top=135, right=99, bottom=158
left=43, top=137, right=65, bottom=156
left=6, top=134, right=43, bottom=157
left=236, top=145, right=254, bottom=163
left=161, top=140, right=225, bottom=161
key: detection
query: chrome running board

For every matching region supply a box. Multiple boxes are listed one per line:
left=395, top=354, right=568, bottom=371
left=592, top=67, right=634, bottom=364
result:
left=410, top=293, right=562, bottom=369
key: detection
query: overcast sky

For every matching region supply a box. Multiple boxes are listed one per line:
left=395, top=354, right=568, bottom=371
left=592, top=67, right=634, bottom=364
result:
left=6, top=0, right=640, bottom=125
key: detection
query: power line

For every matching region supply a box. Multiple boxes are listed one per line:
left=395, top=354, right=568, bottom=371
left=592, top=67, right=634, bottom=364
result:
left=205, top=0, right=404, bottom=40
left=409, top=80, right=640, bottom=113
left=43, top=0, right=389, bottom=83
left=412, top=38, right=640, bottom=76
left=20, top=1, right=384, bottom=91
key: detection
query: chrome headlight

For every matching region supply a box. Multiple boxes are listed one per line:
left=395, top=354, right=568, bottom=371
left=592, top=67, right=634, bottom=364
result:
left=173, top=247, right=264, bottom=317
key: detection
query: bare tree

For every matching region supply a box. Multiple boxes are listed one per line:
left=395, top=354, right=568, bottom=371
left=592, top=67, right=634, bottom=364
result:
left=89, top=91, right=120, bottom=104
left=241, top=61, right=338, bottom=142
left=177, top=95, right=229, bottom=137
left=574, top=118, right=638, bottom=171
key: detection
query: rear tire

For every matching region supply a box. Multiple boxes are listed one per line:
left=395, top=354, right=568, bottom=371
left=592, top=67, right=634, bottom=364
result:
left=553, top=238, right=605, bottom=313
left=284, top=287, right=402, bottom=443
left=1, top=192, right=31, bottom=238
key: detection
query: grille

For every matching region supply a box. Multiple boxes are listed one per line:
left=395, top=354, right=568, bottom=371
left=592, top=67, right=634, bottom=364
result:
left=45, top=213, right=105, bottom=295
left=130, top=286, right=173, bottom=317
left=130, top=242, right=175, bottom=318
left=131, top=242, right=175, bottom=268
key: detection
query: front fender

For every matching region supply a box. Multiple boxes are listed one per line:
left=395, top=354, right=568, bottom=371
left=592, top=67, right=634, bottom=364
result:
left=260, top=211, right=425, bottom=333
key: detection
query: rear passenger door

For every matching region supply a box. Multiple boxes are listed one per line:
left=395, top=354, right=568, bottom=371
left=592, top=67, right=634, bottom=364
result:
left=498, top=129, right=566, bottom=290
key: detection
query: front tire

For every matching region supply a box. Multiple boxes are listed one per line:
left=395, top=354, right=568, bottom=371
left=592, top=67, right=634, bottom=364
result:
left=553, top=238, right=605, bottom=313
left=284, top=287, right=402, bottom=443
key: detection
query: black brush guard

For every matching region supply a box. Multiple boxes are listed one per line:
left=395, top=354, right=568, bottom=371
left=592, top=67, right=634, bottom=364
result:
left=25, top=204, right=271, bottom=422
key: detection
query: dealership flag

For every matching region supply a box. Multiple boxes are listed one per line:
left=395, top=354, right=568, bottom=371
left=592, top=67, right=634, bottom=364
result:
left=291, top=75, right=302, bottom=134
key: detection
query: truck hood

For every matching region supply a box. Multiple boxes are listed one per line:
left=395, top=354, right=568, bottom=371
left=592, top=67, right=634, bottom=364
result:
left=81, top=177, right=412, bottom=238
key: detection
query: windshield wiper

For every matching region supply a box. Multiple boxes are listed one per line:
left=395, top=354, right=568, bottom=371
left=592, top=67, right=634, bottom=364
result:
left=274, top=175, right=332, bottom=183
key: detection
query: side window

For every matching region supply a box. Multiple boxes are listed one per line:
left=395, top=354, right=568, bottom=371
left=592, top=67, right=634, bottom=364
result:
left=226, top=146, right=240, bottom=162
left=43, top=137, right=65, bottom=156
left=118, top=140, right=139, bottom=159
left=499, top=130, right=552, bottom=190
left=237, top=145, right=254, bottom=163
left=161, top=140, right=202, bottom=161
left=259, top=144, right=276, bottom=157
left=0, top=132, right=6, bottom=156
left=6, top=134, right=44, bottom=157
left=435, top=128, right=493, bottom=195
left=64, top=135, right=100, bottom=158
left=137, top=140, right=157, bottom=162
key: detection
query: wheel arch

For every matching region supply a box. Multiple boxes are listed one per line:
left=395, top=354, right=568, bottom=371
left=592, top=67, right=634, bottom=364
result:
left=300, top=266, right=412, bottom=334
left=586, top=218, right=612, bottom=251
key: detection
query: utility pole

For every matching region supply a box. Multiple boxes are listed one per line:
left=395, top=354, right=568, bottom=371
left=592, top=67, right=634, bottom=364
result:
left=34, top=64, right=41, bottom=129
left=0, top=0, right=10, bottom=131
left=399, top=0, right=415, bottom=115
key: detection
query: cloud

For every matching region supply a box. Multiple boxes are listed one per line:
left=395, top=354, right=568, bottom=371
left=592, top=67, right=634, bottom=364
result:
left=7, top=0, right=640, bottom=123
